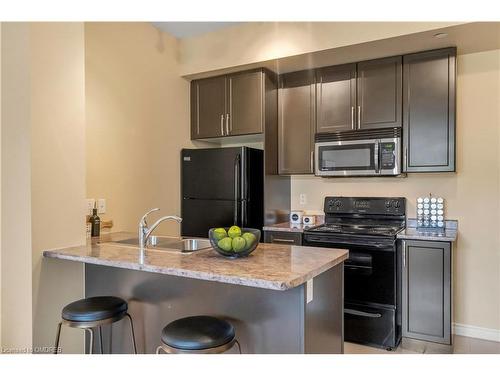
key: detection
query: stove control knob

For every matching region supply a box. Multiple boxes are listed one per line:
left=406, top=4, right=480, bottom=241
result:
left=385, top=201, right=391, bottom=208
left=393, top=201, right=400, bottom=208
left=334, top=200, right=342, bottom=208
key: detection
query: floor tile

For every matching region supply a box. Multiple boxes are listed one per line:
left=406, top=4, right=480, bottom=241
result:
left=343, top=335, right=500, bottom=354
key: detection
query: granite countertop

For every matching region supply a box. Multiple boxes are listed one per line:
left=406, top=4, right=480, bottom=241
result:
left=43, top=232, right=348, bottom=291
left=396, top=219, right=458, bottom=242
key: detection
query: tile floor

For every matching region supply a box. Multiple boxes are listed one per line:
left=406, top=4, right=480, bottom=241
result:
left=344, top=335, right=500, bottom=354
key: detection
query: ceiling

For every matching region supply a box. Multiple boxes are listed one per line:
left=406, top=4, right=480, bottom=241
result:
left=152, top=22, right=241, bottom=38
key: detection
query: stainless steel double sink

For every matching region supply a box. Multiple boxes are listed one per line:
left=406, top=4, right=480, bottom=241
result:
left=107, top=236, right=212, bottom=254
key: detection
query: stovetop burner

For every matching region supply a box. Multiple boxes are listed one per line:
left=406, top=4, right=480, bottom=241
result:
left=307, top=223, right=404, bottom=237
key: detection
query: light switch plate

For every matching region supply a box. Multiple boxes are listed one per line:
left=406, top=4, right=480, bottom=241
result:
left=299, top=193, right=307, bottom=205
left=97, top=198, right=106, bottom=214
left=86, top=198, right=95, bottom=215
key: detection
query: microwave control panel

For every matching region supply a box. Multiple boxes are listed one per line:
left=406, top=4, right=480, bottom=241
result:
left=380, top=142, right=396, bottom=169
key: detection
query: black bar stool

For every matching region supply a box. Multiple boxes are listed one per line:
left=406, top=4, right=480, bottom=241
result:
left=54, top=296, right=137, bottom=354
left=156, top=315, right=241, bottom=354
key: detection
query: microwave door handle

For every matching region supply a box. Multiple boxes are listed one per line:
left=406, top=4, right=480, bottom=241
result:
left=374, top=140, right=380, bottom=173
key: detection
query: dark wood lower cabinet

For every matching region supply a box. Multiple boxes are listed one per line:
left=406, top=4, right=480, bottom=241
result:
left=264, top=231, right=302, bottom=246
left=402, top=240, right=452, bottom=345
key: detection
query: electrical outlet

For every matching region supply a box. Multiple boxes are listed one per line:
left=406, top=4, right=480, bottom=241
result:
left=86, top=199, right=95, bottom=215
left=299, top=193, right=307, bottom=205
left=97, top=198, right=106, bottom=214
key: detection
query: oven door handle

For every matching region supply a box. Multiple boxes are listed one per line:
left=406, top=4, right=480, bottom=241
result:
left=304, top=236, right=394, bottom=249
left=344, top=264, right=372, bottom=271
left=345, top=308, right=382, bottom=319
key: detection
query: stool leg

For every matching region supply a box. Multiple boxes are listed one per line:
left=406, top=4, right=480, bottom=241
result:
left=54, top=322, right=63, bottom=354
left=125, top=313, right=138, bottom=354
left=235, top=340, right=242, bottom=354
left=156, top=346, right=165, bottom=354
left=99, top=326, right=104, bottom=354
left=85, top=328, right=94, bottom=354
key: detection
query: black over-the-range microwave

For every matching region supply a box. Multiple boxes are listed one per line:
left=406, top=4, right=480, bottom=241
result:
left=314, top=128, right=402, bottom=177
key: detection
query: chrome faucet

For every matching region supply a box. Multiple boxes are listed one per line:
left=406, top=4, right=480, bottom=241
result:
left=139, top=208, right=182, bottom=252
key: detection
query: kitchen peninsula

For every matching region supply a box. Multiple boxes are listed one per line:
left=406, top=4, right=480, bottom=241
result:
left=43, top=233, right=348, bottom=354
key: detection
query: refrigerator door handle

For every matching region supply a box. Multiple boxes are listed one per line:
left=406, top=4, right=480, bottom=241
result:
left=234, top=154, right=241, bottom=226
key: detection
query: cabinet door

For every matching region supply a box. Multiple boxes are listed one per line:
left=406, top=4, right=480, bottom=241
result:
left=316, top=64, right=357, bottom=133
left=403, top=48, right=456, bottom=172
left=357, top=56, right=402, bottom=129
left=227, top=70, right=264, bottom=136
left=191, top=76, right=226, bottom=139
left=402, top=240, right=451, bottom=344
left=278, top=70, right=315, bottom=175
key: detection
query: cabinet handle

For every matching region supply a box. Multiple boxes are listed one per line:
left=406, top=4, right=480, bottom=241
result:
left=220, top=114, right=224, bottom=136
left=310, top=150, right=314, bottom=173
left=404, top=147, right=408, bottom=170
left=403, top=241, right=406, bottom=268
left=226, top=113, right=230, bottom=135
left=351, top=106, right=354, bottom=129
left=357, top=105, right=361, bottom=129
left=272, top=238, right=296, bottom=244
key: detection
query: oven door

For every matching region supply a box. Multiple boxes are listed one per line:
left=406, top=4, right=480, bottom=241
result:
left=303, top=233, right=397, bottom=306
left=315, top=139, right=378, bottom=176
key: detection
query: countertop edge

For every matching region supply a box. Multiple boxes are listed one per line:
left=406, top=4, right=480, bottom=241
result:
left=43, top=249, right=349, bottom=291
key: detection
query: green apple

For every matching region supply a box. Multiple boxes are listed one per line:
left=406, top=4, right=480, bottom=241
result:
left=213, top=227, right=227, bottom=241
left=242, top=232, right=257, bottom=250
left=232, top=236, right=246, bottom=252
left=217, top=237, right=233, bottom=252
left=228, top=225, right=242, bottom=238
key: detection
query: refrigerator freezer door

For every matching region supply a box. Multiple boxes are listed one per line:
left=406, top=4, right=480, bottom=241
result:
left=182, top=148, right=244, bottom=201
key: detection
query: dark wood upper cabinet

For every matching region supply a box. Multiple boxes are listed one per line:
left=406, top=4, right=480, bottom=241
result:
left=227, top=70, right=264, bottom=136
left=278, top=70, right=315, bottom=175
left=191, top=76, right=226, bottom=139
left=403, top=48, right=456, bottom=172
left=316, top=64, right=357, bottom=133
left=191, top=70, right=266, bottom=140
left=357, top=56, right=402, bottom=129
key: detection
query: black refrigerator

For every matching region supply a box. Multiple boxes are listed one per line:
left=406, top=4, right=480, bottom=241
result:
left=181, top=147, right=264, bottom=238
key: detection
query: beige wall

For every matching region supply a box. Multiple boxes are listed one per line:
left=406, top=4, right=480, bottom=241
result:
left=85, top=22, right=203, bottom=237
left=0, top=21, right=3, bottom=348
left=30, top=22, right=86, bottom=353
left=291, top=49, right=500, bottom=331
left=179, top=22, right=459, bottom=76
left=1, top=22, right=86, bottom=353
left=1, top=22, right=33, bottom=351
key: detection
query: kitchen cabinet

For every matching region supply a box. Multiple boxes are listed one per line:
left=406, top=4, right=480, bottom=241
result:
left=191, top=76, right=226, bottom=139
left=191, top=69, right=266, bottom=140
left=403, top=48, right=456, bottom=172
left=263, top=230, right=302, bottom=246
left=227, top=70, right=264, bottom=136
left=316, top=64, right=357, bottom=133
left=402, top=240, right=452, bottom=344
left=278, top=70, right=315, bottom=175
left=357, top=56, right=402, bottom=129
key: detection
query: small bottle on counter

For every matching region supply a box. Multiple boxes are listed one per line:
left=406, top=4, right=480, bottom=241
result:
left=90, top=204, right=101, bottom=238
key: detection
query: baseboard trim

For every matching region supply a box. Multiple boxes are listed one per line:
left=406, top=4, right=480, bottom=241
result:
left=453, top=323, right=500, bottom=342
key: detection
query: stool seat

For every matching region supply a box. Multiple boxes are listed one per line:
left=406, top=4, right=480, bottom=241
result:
left=62, top=296, right=128, bottom=322
left=161, top=316, right=235, bottom=351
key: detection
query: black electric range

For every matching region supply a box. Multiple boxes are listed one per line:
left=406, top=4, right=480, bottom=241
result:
left=303, top=197, right=406, bottom=350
